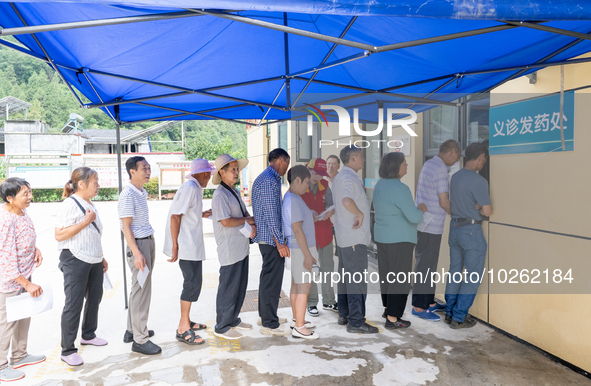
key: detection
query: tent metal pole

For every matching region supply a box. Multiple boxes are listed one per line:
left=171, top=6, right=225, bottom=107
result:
left=122, top=102, right=256, bottom=125
left=503, top=21, right=591, bottom=42
left=292, top=16, right=358, bottom=109
left=114, top=105, right=129, bottom=310
left=0, top=10, right=205, bottom=36
left=258, top=82, right=287, bottom=124
left=86, top=69, right=288, bottom=111
left=187, top=9, right=376, bottom=52
left=9, top=3, right=84, bottom=108
left=82, top=72, right=116, bottom=122
left=0, top=38, right=47, bottom=60
left=286, top=51, right=370, bottom=79
left=283, top=13, right=291, bottom=110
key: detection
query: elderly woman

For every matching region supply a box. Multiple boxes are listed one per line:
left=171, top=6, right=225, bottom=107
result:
left=373, top=153, right=427, bottom=330
left=0, top=178, right=46, bottom=382
left=55, top=167, right=108, bottom=366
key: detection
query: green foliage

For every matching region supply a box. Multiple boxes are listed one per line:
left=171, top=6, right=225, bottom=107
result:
left=144, top=177, right=159, bottom=196
left=185, top=135, right=247, bottom=162
left=0, top=158, right=6, bottom=180
left=31, top=188, right=119, bottom=202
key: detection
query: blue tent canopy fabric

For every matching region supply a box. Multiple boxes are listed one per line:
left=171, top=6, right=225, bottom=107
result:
left=1, top=1, right=591, bottom=124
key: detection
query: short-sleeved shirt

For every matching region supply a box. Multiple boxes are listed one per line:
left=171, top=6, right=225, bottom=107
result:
left=282, top=192, right=316, bottom=250
left=415, top=156, right=449, bottom=234
left=212, top=184, right=250, bottom=266
left=163, top=177, right=206, bottom=261
left=0, top=207, right=36, bottom=293
left=56, top=195, right=103, bottom=264
left=450, top=169, right=491, bottom=221
left=118, top=183, right=154, bottom=238
left=332, top=166, right=371, bottom=248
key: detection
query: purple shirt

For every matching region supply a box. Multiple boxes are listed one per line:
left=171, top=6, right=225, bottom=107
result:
left=415, top=156, right=449, bottom=234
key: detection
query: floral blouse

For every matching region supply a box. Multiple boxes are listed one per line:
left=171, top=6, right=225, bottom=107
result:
left=0, top=207, right=36, bottom=293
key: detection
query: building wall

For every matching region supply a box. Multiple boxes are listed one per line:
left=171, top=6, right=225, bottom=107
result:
left=5, top=132, right=84, bottom=154
left=85, top=143, right=111, bottom=154
left=4, top=120, right=47, bottom=133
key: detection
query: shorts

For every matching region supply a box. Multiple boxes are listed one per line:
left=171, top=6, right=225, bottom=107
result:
left=291, top=247, right=318, bottom=284
left=179, top=259, right=203, bottom=302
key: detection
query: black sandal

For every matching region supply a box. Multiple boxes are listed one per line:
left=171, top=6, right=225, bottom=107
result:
left=190, top=321, right=207, bottom=331
left=175, top=329, right=204, bottom=345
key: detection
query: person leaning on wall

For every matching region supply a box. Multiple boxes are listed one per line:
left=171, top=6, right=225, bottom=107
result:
left=0, top=178, right=46, bottom=382
left=55, top=167, right=109, bottom=366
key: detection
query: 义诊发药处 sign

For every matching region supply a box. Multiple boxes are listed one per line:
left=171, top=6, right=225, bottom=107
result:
left=489, top=92, right=574, bottom=155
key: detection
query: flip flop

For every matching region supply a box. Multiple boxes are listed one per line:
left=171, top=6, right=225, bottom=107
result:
left=175, top=329, right=204, bottom=345
left=190, top=321, right=207, bottom=331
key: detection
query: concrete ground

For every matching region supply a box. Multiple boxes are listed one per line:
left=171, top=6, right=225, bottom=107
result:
left=10, top=200, right=591, bottom=386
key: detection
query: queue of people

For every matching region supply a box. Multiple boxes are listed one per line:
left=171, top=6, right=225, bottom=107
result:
left=0, top=139, right=491, bottom=381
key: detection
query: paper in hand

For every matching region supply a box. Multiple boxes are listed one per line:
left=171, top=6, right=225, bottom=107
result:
left=137, top=265, right=150, bottom=288
left=239, top=222, right=252, bottom=239
left=417, top=212, right=434, bottom=232
left=318, top=205, right=335, bottom=219
left=103, top=272, right=113, bottom=291
left=6, top=283, right=54, bottom=323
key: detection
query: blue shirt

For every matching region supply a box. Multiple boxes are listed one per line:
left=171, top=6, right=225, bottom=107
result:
left=251, top=166, right=284, bottom=246
left=373, top=178, right=423, bottom=244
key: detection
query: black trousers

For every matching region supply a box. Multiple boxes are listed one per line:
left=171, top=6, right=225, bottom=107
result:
left=258, top=244, right=284, bottom=329
left=376, top=242, right=414, bottom=318
left=215, top=256, right=249, bottom=333
left=412, top=231, right=443, bottom=309
left=59, top=249, right=103, bottom=356
left=337, top=244, right=368, bottom=328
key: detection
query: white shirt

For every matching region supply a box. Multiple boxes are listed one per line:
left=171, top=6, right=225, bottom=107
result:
left=56, top=195, right=103, bottom=264
left=332, top=165, right=371, bottom=248
left=163, top=177, right=205, bottom=261
left=118, top=183, right=154, bottom=238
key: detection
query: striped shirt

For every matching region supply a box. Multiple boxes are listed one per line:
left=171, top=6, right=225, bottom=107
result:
left=415, top=156, right=449, bottom=234
left=251, top=166, right=284, bottom=246
left=56, top=195, right=103, bottom=264
left=118, top=183, right=154, bottom=238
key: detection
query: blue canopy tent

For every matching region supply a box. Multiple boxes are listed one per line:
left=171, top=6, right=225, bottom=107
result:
left=3, top=0, right=591, bottom=306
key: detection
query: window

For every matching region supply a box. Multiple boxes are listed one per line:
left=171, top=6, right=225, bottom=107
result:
left=278, top=122, right=288, bottom=151
left=295, top=120, right=321, bottom=162
left=428, top=105, right=458, bottom=150
left=465, top=93, right=490, bottom=145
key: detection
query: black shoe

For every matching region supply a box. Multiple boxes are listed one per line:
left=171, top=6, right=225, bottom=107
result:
left=131, top=340, right=161, bottom=355
left=450, top=316, right=477, bottom=330
left=444, top=314, right=452, bottom=325
left=385, top=318, right=411, bottom=329
left=337, top=316, right=348, bottom=325
left=382, top=309, right=387, bottom=319
left=124, top=330, right=154, bottom=343
left=307, top=306, right=319, bottom=317
left=347, top=322, right=379, bottom=334
left=323, top=304, right=338, bottom=313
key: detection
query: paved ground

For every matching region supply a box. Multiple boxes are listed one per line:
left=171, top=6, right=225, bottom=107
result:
left=10, top=200, right=591, bottom=385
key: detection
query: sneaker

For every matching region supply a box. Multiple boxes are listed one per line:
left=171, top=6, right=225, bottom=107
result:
left=234, top=322, right=253, bottom=330
left=214, top=329, right=243, bottom=340
left=427, top=302, right=446, bottom=313
left=123, top=329, right=154, bottom=343
left=131, top=340, right=162, bottom=355
left=307, top=306, right=319, bottom=317
left=347, top=322, right=379, bottom=334
left=10, top=354, right=46, bottom=369
left=292, top=327, right=319, bottom=340
left=290, top=319, right=315, bottom=329
left=385, top=318, right=411, bottom=329
left=260, top=325, right=291, bottom=336
left=0, top=367, right=25, bottom=382
left=411, top=308, right=441, bottom=322
left=80, top=337, right=108, bottom=346
left=444, top=314, right=452, bottom=325
left=257, top=317, right=287, bottom=326
left=450, top=316, right=477, bottom=330
left=322, top=304, right=338, bottom=312
left=61, top=353, right=84, bottom=366
left=337, top=316, right=348, bottom=326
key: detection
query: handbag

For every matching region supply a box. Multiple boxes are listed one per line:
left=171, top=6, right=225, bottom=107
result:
left=220, top=181, right=254, bottom=244
left=69, top=196, right=100, bottom=234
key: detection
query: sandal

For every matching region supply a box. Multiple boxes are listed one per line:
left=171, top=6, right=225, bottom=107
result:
left=175, top=329, right=204, bottom=345
left=190, top=321, right=207, bottom=331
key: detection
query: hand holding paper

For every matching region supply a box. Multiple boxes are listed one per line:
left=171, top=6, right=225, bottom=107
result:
left=6, top=283, right=53, bottom=323
left=137, top=265, right=150, bottom=288
left=240, top=222, right=252, bottom=239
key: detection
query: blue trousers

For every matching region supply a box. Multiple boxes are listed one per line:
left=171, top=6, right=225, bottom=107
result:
left=444, top=222, right=487, bottom=323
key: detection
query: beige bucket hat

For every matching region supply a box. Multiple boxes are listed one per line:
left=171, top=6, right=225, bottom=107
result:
left=212, top=154, right=249, bottom=185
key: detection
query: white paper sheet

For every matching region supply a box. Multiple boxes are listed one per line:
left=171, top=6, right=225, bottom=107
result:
left=239, top=222, right=252, bottom=238
left=417, top=212, right=434, bottom=232
left=103, top=273, right=113, bottom=291
left=318, top=205, right=335, bottom=219
left=6, top=283, right=53, bottom=323
left=137, top=265, right=150, bottom=288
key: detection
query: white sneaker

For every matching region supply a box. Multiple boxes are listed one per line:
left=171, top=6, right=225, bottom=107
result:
left=292, top=327, right=319, bottom=340
left=214, top=329, right=243, bottom=340
left=260, top=325, right=291, bottom=336
left=307, top=306, right=319, bottom=317
left=234, top=322, right=253, bottom=330
left=290, top=319, right=315, bottom=329
left=257, top=317, right=288, bottom=326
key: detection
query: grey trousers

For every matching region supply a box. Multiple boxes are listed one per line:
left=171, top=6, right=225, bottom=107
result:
left=126, top=237, right=156, bottom=345
left=0, top=287, right=29, bottom=370
left=307, top=242, right=336, bottom=307
left=215, top=256, right=249, bottom=334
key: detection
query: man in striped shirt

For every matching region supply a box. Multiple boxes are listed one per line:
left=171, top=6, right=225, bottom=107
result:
left=118, top=156, right=160, bottom=355
left=251, top=148, right=291, bottom=336
left=412, top=140, right=460, bottom=321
